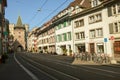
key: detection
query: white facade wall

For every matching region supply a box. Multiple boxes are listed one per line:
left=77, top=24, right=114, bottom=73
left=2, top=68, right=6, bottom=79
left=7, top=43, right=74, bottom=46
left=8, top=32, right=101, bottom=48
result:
left=55, top=24, right=73, bottom=55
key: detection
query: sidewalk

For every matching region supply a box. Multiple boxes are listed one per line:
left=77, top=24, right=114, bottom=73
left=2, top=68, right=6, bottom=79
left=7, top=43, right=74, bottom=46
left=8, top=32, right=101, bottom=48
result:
left=0, top=54, right=33, bottom=80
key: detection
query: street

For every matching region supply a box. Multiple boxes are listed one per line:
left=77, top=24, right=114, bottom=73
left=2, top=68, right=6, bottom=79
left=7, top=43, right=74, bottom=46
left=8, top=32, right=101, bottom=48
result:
left=14, top=52, right=120, bottom=80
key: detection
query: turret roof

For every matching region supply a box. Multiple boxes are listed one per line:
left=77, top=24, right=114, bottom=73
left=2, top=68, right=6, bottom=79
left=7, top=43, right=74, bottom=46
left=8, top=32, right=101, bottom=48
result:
left=16, top=16, right=23, bottom=27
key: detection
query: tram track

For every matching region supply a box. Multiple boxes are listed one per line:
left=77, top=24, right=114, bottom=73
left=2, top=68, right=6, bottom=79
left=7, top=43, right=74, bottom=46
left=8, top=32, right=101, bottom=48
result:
left=15, top=53, right=120, bottom=80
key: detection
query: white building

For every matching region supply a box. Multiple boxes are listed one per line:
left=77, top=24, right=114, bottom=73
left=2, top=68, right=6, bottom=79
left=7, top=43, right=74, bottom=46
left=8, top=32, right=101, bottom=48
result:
left=71, top=0, right=120, bottom=58
left=55, top=0, right=91, bottom=56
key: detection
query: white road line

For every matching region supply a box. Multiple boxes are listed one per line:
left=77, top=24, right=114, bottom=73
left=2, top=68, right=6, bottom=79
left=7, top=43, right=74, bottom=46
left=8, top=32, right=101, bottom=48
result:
left=33, top=55, right=117, bottom=78
left=23, top=56, right=80, bottom=80
left=14, top=54, right=39, bottom=80
left=24, top=53, right=118, bottom=78
left=19, top=55, right=59, bottom=80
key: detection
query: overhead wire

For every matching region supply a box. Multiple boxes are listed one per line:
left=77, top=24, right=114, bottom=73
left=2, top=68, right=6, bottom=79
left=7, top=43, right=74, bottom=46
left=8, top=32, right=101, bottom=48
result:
left=35, top=0, right=69, bottom=27
left=28, top=0, right=48, bottom=23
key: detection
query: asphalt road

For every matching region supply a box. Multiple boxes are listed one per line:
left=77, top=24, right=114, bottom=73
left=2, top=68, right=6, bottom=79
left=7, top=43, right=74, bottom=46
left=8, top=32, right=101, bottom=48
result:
left=15, top=52, right=120, bottom=80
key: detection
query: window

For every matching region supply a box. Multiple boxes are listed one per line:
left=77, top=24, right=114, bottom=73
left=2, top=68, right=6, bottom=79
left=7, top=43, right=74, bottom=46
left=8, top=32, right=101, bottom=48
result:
left=118, top=3, right=120, bottom=13
left=79, top=19, right=84, bottom=27
left=114, top=23, right=119, bottom=32
left=96, top=28, right=103, bottom=37
left=90, top=28, right=103, bottom=38
left=75, top=32, right=85, bottom=40
left=89, top=16, right=94, bottom=24
left=92, top=0, right=98, bottom=7
left=63, top=33, right=67, bottom=41
left=90, top=30, right=95, bottom=38
left=109, top=21, right=120, bottom=34
left=89, top=13, right=102, bottom=24
left=80, top=32, right=85, bottom=39
left=75, top=33, right=80, bottom=40
left=97, top=43, right=104, bottom=53
left=95, top=14, right=102, bottom=22
left=74, top=19, right=84, bottom=28
left=112, top=5, right=116, bottom=15
left=67, top=32, right=71, bottom=40
left=108, top=3, right=120, bottom=16
left=75, top=21, right=79, bottom=28
left=68, top=20, right=71, bottom=25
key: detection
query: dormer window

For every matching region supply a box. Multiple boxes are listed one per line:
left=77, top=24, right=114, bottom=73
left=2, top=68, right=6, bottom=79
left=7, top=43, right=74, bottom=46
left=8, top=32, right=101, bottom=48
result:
left=75, top=6, right=79, bottom=9
left=91, top=0, right=99, bottom=7
left=71, top=7, right=74, bottom=11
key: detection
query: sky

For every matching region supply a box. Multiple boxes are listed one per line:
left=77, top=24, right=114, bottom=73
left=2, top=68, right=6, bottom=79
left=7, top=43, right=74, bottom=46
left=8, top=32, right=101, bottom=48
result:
left=5, top=0, right=74, bottom=30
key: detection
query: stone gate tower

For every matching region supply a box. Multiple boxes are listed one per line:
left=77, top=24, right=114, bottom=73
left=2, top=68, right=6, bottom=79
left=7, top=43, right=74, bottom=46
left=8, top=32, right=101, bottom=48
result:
left=13, top=16, right=28, bottom=52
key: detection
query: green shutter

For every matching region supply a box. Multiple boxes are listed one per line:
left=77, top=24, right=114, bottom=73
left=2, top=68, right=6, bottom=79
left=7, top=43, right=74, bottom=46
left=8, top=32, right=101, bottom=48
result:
left=108, top=6, right=112, bottom=17
left=58, top=24, right=61, bottom=29
left=109, top=23, right=113, bottom=34
left=64, top=22, right=66, bottom=27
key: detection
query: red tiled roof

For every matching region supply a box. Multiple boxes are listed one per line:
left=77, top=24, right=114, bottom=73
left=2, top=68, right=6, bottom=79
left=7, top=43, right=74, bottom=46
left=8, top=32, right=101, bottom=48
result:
left=68, top=0, right=91, bottom=8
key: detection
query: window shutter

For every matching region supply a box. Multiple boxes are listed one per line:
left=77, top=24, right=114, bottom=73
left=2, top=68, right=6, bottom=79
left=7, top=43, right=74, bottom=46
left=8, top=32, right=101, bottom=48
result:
left=109, top=23, right=113, bottom=34
left=108, top=6, right=112, bottom=17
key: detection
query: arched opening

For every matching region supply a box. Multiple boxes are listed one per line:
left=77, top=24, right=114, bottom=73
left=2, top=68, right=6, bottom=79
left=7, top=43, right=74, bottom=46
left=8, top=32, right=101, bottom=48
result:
left=17, top=45, right=23, bottom=52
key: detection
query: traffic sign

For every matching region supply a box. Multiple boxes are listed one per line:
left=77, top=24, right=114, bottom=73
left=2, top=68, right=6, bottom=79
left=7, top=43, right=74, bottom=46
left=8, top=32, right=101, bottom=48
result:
left=3, top=31, right=8, bottom=35
left=110, top=36, right=114, bottom=40
left=104, top=38, right=108, bottom=42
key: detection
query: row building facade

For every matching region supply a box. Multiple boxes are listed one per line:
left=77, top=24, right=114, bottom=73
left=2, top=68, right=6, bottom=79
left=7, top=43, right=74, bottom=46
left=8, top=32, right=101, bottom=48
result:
left=28, top=0, right=120, bottom=60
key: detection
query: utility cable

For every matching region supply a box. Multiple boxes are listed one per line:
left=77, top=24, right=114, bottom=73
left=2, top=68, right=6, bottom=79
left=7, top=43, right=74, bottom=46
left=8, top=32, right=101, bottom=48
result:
left=28, top=0, right=48, bottom=23
left=35, top=0, right=69, bottom=27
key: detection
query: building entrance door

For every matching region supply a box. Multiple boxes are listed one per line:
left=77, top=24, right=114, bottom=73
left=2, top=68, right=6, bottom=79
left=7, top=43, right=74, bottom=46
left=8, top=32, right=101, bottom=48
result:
left=114, top=41, right=120, bottom=58
left=90, top=43, right=95, bottom=53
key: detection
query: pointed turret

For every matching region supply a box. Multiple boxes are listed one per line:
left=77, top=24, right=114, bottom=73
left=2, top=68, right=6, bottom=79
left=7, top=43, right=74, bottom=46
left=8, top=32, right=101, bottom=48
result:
left=16, top=16, right=23, bottom=27
left=14, top=16, right=25, bottom=29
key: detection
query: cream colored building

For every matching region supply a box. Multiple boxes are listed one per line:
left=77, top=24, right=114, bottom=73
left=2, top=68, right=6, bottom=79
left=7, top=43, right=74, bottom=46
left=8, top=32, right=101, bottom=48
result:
left=27, top=27, right=37, bottom=52
left=28, top=0, right=120, bottom=59
left=36, top=21, right=56, bottom=54
left=71, top=0, right=120, bottom=58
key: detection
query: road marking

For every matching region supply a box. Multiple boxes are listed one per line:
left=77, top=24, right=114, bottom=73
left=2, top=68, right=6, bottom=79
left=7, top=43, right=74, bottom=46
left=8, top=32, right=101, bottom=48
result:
left=29, top=54, right=116, bottom=77
left=22, top=55, right=80, bottom=80
left=35, top=55, right=117, bottom=78
left=14, top=54, right=39, bottom=80
left=19, top=55, right=59, bottom=80
left=23, top=53, right=118, bottom=78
